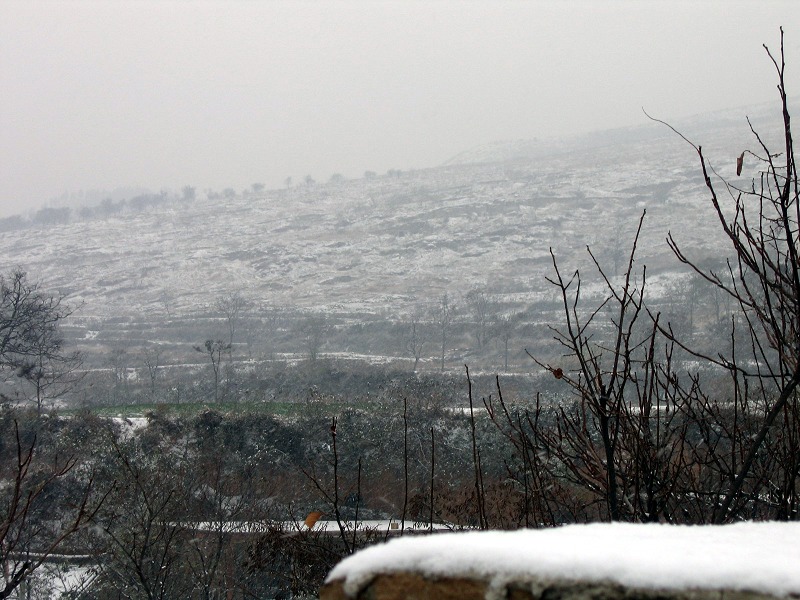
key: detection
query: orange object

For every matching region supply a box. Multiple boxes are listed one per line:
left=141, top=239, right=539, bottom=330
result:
left=305, top=511, right=324, bottom=529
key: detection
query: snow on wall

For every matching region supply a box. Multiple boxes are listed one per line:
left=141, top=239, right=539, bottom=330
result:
left=326, top=522, right=800, bottom=598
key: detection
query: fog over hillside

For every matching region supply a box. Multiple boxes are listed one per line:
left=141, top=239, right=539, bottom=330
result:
left=2, top=2, right=798, bottom=217
left=0, top=105, right=783, bottom=373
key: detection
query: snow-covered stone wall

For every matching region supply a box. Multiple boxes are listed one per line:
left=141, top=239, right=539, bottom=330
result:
left=321, top=522, right=800, bottom=600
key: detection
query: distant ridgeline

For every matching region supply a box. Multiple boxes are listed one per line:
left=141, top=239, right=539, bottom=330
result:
left=321, top=522, right=800, bottom=600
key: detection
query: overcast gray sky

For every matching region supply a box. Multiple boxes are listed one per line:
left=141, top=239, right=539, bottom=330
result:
left=1, top=0, right=798, bottom=217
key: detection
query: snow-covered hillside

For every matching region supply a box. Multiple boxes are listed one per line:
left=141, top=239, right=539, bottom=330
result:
left=0, top=106, right=782, bottom=368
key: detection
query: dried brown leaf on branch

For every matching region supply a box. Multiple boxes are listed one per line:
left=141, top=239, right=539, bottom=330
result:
left=305, top=511, right=325, bottom=529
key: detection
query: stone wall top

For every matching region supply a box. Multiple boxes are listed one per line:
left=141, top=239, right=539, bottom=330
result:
left=321, top=522, right=800, bottom=600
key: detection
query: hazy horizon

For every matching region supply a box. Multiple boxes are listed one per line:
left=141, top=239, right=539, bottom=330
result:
left=2, top=0, right=799, bottom=218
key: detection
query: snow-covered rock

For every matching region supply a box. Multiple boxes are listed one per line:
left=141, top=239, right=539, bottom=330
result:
left=322, top=522, right=800, bottom=599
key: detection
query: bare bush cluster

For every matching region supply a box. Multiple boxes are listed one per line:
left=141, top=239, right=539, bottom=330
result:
left=487, top=30, right=799, bottom=525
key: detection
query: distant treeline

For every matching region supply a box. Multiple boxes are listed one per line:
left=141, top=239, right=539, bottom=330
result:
left=0, top=191, right=189, bottom=232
